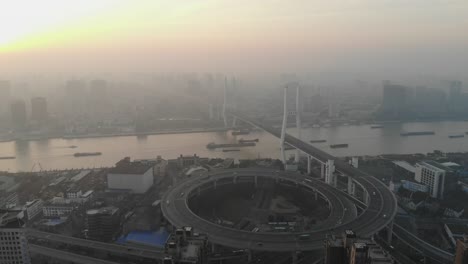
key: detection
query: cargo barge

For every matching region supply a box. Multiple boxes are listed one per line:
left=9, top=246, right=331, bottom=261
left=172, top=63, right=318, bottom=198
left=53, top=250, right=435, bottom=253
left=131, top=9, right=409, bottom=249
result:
left=222, top=149, right=241, bottom=152
left=400, top=131, right=435, bottom=136
left=74, top=152, right=102, bottom=157
left=238, top=138, right=259, bottom=143
left=232, top=130, right=250, bottom=136
left=330, top=144, right=349, bottom=149
left=207, top=142, right=255, bottom=149
left=310, top=140, right=327, bottom=143
left=0, top=156, right=16, bottom=160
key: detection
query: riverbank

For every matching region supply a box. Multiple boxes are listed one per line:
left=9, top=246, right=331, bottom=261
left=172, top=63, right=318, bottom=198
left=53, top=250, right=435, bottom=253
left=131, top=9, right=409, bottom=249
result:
left=0, top=127, right=230, bottom=143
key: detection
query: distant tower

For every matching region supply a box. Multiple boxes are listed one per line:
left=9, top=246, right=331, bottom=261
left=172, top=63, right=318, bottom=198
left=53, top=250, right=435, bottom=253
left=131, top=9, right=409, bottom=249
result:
left=295, top=85, right=302, bottom=163
left=0, top=80, right=11, bottom=117
left=280, top=86, right=288, bottom=163
left=10, top=99, right=27, bottom=130
left=30, top=97, right=48, bottom=121
left=65, top=80, right=87, bottom=118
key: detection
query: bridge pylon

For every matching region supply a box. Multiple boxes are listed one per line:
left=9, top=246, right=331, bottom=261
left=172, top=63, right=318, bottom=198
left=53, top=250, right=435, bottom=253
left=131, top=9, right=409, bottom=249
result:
left=280, top=83, right=302, bottom=164
left=223, top=77, right=228, bottom=128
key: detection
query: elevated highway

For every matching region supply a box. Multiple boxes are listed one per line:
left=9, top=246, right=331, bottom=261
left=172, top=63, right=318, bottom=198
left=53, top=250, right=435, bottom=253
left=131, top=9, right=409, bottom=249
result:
left=162, top=168, right=396, bottom=252
left=27, top=229, right=165, bottom=259
left=393, top=224, right=454, bottom=263
left=29, top=244, right=120, bottom=264
left=229, top=112, right=453, bottom=262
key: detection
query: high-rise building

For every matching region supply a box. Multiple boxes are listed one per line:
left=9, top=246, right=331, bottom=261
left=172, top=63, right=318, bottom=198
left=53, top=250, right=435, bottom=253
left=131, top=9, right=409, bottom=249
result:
left=89, top=79, right=108, bottom=117
left=325, top=236, right=346, bottom=264
left=449, top=81, right=464, bottom=113
left=30, top=97, right=48, bottom=121
left=64, top=80, right=87, bottom=117
left=415, top=161, right=446, bottom=199
left=455, top=236, right=468, bottom=264
left=10, top=100, right=27, bottom=130
left=0, top=209, right=31, bottom=264
left=381, top=81, right=408, bottom=118
left=85, top=206, right=120, bottom=242
left=0, top=80, right=11, bottom=116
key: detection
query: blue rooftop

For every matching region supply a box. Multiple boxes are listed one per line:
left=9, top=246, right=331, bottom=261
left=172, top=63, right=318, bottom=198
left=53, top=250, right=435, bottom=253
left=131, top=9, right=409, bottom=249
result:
left=117, top=229, right=169, bottom=247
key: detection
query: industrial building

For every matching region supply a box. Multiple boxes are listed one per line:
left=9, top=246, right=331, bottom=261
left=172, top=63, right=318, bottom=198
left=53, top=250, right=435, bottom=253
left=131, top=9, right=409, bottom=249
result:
left=107, top=157, right=154, bottom=194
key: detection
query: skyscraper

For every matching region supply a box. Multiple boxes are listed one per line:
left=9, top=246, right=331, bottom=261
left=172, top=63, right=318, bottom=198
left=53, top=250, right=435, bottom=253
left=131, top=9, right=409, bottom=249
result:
left=89, top=79, right=108, bottom=116
left=0, top=80, right=11, bottom=117
left=0, top=209, right=31, bottom=264
left=30, top=97, right=48, bottom=121
left=381, top=81, right=408, bottom=119
left=65, top=80, right=87, bottom=118
left=10, top=100, right=27, bottom=130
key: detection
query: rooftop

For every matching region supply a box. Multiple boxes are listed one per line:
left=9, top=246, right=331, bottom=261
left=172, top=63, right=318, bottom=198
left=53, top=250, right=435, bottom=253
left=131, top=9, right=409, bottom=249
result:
left=441, top=162, right=461, bottom=168
left=117, top=229, right=170, bottom=247
left=86, top=206, right=119, bottom=216
left=71, top=170, right=91, bottom=182
left=392, top=161, right=416, bottom=173
left=25, top=199, right=42, bottom=207
left=109, top=158, right=153, bottom=175
left=420, top=160, right=448, bottom=172
left=0, top=209, right=24, bottom=228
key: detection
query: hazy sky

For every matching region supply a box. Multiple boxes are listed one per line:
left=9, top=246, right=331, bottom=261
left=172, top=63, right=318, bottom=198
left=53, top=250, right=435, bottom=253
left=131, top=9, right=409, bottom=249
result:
left=1, top=0, right=467, bottom=75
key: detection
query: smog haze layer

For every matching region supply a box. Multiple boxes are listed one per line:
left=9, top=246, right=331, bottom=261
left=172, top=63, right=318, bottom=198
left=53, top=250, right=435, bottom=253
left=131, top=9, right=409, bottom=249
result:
left=0, top=0, right=467, bottom=75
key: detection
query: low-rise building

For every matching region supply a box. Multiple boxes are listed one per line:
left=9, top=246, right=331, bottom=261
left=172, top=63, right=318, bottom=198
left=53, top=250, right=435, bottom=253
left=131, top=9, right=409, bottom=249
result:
left=154, top=156, right=168, bottom=177
left=401, top=180, right=429, bottom=193
left=165, top=226, right=208, bottom=264
left=169, top=154, right=208, bottom=168
left=0, top=192, right=19, bottom=209
left=66, top=188, right=82, bottom=199
left=42, top=198, right=75, bottom=218
left=23, top=199, right=43, bottom=221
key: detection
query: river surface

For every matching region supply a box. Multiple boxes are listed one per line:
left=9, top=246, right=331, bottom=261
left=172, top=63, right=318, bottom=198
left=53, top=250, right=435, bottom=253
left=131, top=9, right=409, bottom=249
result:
left=1, top=120, right=468, bottom=172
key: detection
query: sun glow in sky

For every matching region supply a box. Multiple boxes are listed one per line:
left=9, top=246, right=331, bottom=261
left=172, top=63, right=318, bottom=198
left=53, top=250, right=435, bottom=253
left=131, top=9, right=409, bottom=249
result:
left=1, top=0, right=468, bottom=73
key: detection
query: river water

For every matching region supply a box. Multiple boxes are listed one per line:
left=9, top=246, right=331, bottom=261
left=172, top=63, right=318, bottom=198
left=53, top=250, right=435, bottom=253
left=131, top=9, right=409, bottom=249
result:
left=1, top=120, right=468, bottom=172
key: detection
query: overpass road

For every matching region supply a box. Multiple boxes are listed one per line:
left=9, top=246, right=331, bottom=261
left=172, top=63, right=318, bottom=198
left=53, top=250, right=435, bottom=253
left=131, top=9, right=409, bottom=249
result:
left=29, top=244, right=120, bottom=264
left=162, top=167, right=396, bottom=252
left=162, top=111, right=395, bottom=250
left=230, top=112, right=454, bottom=262
left=393, top=224, right=454, bottom=264
left=27, top=229, right=165, bottom=259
